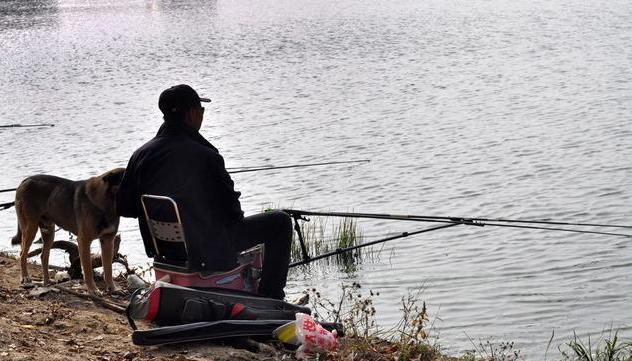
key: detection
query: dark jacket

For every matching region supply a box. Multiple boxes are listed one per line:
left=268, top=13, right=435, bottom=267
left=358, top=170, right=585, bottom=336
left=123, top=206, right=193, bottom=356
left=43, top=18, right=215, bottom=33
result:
left=117, top=121, right=244, bottom=270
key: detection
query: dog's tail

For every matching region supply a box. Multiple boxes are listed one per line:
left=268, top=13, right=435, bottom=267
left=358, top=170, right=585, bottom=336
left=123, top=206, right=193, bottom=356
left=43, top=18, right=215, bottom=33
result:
left=11, top=224, right=21, bottom=245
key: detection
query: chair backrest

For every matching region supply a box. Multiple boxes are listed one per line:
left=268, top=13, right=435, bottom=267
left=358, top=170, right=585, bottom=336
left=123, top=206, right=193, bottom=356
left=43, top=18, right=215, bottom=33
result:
left=140, top=195, right=189, bottom=266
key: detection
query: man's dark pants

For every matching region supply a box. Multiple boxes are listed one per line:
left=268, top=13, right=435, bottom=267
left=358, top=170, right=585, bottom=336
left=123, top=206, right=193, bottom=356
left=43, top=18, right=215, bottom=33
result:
left=227, top=210, right=292, bottom=299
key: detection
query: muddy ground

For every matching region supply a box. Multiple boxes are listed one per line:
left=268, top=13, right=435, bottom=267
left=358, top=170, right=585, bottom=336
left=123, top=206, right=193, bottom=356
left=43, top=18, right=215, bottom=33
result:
left=0, top=253, right=462, bottom=361
left=0, top=254, right=290, bottom=361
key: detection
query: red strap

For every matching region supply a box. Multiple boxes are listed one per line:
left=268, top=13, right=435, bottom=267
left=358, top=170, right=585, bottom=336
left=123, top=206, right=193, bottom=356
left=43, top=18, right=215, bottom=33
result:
left=146, top=288, right=162, bottom=321
left=230, top=303, right=246, bottom=318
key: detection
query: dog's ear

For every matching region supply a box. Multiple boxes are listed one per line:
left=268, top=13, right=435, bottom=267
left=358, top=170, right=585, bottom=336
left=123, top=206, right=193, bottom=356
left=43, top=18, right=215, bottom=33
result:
left=85, top=176, right=108, bottom=209
left=85, top=168, right=126, bottom=208
left=103, top=168, right=125, bottom=186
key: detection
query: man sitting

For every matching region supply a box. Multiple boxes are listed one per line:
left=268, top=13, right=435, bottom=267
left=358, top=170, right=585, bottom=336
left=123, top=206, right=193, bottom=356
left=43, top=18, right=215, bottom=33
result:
left=117, top=84, right=292, bottom=299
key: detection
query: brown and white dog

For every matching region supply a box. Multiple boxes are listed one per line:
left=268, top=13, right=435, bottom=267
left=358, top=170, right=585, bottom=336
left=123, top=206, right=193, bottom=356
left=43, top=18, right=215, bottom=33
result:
left=11, top=168, right=125, bottom=295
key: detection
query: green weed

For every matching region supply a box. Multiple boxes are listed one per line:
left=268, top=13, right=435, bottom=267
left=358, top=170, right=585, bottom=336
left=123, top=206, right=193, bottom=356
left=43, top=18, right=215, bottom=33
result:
left=290, top=215, right=368, bottom=271
left=561, top=331, right=632, bottom=361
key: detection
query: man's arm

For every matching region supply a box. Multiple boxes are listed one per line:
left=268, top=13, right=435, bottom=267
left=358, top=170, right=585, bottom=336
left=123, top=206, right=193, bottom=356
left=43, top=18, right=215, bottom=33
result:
left=209, top=153, right=244, bottom=224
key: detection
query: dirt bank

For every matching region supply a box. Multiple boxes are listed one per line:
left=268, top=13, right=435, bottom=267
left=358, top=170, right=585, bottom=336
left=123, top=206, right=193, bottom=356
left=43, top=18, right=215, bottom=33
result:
left=0, top=254, right=286, bottom=361
left=0, top=253, right=463, bottom=361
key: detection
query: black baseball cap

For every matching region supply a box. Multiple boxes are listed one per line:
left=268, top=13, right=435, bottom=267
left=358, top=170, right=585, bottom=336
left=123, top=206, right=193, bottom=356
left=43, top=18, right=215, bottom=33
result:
left=158, top=84, right=211, bottom=117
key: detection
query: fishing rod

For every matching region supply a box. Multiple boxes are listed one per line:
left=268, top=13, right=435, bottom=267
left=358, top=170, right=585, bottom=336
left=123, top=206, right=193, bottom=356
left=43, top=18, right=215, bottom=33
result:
left=283, top=209, right=632, bottom=232
left=0, top=201, right=15, bottom=211
left=284, top=208, right=632, bottom=266
left=284, top=209, right=632, bottom=238
left=444, top=216, right=632, bottom=229
left=0, top=159, right=369, bottom=195
left=227, top=159, right=370, bottom=174
left=0, top=123, right=55, bottom=129
left=405, top=214, right=632, bottom=229
left=288, top=223, right=461, bottom=267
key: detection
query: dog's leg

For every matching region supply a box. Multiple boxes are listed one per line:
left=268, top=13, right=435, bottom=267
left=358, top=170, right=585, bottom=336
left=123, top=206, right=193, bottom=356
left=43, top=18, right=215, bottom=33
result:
left=39, top=223, right=55, bottom=286
left=77, top=234, right=99, bottom=295
left=19, top=222, right=38, bottom=285
left=99, top=235, right=120, bottom=292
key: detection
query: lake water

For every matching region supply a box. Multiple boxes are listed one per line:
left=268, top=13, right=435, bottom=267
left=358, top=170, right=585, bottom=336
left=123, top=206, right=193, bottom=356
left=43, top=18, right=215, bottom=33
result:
left=1, top=0, right=631, bottom=358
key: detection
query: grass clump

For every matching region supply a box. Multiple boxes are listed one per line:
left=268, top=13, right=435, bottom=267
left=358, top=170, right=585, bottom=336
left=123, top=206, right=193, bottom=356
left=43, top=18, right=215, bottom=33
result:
left=304, top=282, right=377, bottom=337
left=303, top=283, right=451, bottom=361
left=462, top=340, right=523, bottom=361
left=393, top=288, right=437, bottom=360
left=290, top=216, right=367, bottom=271
left=332, top=217, right=362, bottom=265
left=560, top=331, right=632, bottom=361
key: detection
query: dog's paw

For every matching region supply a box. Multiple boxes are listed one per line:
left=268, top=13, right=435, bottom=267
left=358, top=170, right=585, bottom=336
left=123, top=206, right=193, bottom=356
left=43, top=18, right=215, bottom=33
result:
left=87, top=288, right=103, bottom=297
left=105, top=285, right=125, bottom=296
left=105, top=283, right=121, bottom=292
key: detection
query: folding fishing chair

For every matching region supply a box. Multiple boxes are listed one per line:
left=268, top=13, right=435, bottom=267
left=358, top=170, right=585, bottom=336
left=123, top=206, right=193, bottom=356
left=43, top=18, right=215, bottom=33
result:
left=140, top=194, right=262, bottom=292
